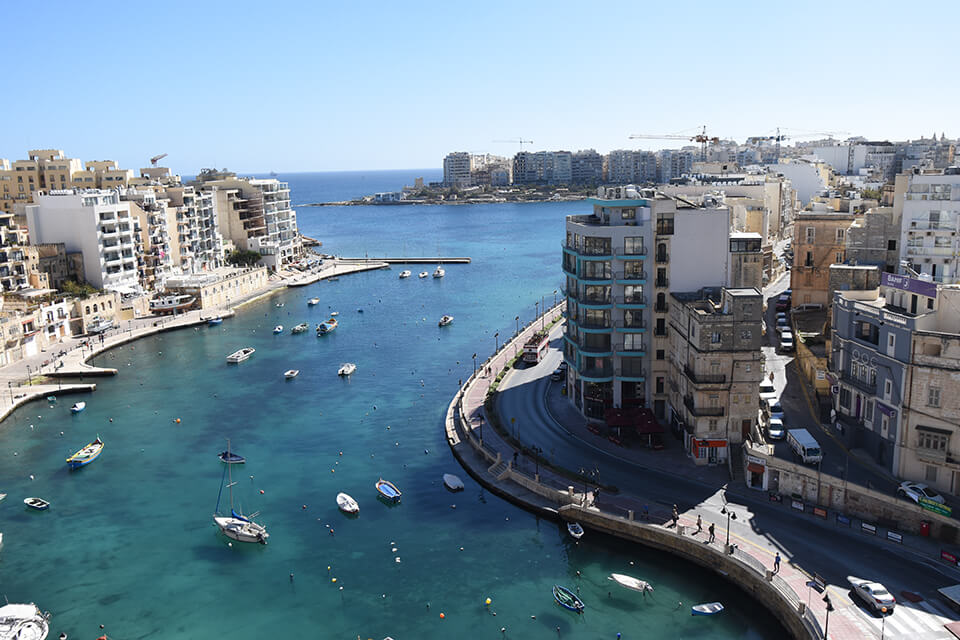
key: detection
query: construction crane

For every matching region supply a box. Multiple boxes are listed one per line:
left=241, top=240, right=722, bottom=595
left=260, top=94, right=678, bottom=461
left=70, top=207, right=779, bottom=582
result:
left=629, top=126, right=719, bottom=161
left=751, top=129, right=851, bottom=162
left=149, top=153, right=168, bottom=167
left=493, top=138, right=534, bottom=151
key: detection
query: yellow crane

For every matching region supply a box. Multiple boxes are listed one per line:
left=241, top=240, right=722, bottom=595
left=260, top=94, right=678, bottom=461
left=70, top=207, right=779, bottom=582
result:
left=628, top=126, right=719, bottom=161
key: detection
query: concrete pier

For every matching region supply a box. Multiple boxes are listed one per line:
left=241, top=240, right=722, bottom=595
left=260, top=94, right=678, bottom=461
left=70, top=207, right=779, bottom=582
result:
left=337, top=257, right=470, bottom=264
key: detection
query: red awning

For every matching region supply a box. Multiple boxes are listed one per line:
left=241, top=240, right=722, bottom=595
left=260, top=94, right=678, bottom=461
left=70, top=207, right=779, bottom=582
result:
left=747, top=463, right=765, bottom=474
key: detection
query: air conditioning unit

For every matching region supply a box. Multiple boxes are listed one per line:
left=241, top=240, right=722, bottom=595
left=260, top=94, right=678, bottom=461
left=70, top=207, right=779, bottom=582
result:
left=927, top=232, right=933, bottom=236
left=924, top=258, right=931, bottom=263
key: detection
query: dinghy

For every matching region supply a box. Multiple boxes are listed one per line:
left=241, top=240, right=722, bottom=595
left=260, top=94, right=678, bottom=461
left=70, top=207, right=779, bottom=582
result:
left=552, top=585, right=584, bottom=614
left=273, top=325, right=283, bottom=334
left=66, top=436, right=104, bottom=469
left=337, top=492, right=359, bottom=514
left=567, top=522, right=585, bottom=539
left=608, top=573, right=653, bottom=594
left=70, top=402, right=86, bottom=413
left=691, top=602, right=724, bottom=616
left=284, top=369, right=300, bottom=379
left=442, top=473, right=464, bottom=491
left=218, top=449, right=246, bottom=464
left=376, top=478, right=402, bottom=502
left=24, top=497, right=50, bottom=511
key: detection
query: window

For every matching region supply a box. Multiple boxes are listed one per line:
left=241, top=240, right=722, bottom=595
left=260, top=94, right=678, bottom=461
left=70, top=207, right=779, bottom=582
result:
left=805, top=227, right=815, bottom=243
left=836, top=252, right=843, bottom=263
left=881, top=415, right=889, bottom=438
left=805, top=251, right=813, bottom=267
left=741, top=330, right=752, bottom=341
left=623, top=333, right=644, bottom=351
left=711, top=332, right=721, bottom=344
left=928, top=387, right=941, bottom=408
left=656, top=377, right=664, bottom=394
left=621, top=208, right=635, bottom=220
left=656, top=349, right=665, bottom=360
left=836, top=228, right=845, bottom=242
left=624, top=236, right=644, bottom=255
left=918, top=430, right=948, bottom=453
left=888, top=334, right=895, bottom=349
left=865, top=401, right=874, bottom=421
left=926, top=465, right=938, bottom=483
left=884, top=379, right=892, bottom=400
left=839, top=387, right=851, bottom=409
left=887, top=239, right=897, bottom=251
left=745, top=364, right=752, bottom=373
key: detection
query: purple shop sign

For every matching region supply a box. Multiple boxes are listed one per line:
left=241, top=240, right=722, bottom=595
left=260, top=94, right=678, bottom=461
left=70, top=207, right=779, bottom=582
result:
left=882, top=272, right=938, bottom=299
left=876, top=402, right=897, bottom=418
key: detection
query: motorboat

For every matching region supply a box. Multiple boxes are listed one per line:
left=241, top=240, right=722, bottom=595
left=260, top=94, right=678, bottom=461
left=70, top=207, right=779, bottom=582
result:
left=214, top=440, right=269, bottom=544
left=443, top=473, right=464, bottom=492
left=226, top=347, right=255, bottom=363
left=375, top=478, right=402, bottom=502
left=291, top=323, right=309, bottom=334
left=567, top=522, right=585, bottom=539
left=691, top=602, right=724, bottom=616
left=338, top=363, right=356, bottom=376
left=24, top=497, right=50, bottom=511
left=284, top=369, right=300, bottom=379
left=0, top=602, right=51, bottom=640
left=70, top=401, right=86, bottom=413
left=149, top=294, right=195, bottom=314
left=317, top=317, right=338, bottom=335
left=330, top=311, right=339, bottom=316
left=273, top=325, right=284, bottom=334
left=433, top=265, right=445, bottom=278
left=438, top=315, right=454, bottom=327
left=86, top=316, right=113, bottom=334
left=337, top=492, right=359, bottom=514
left=276, top=303, right=284, bottom=308
left=552, top=585, right=584, bottom=614
left=218, top=449, right=246, bottom=464
left=398, top=270, right=411, bottom=279
left=66, top=436, right=104, bottom=469
left=207, top=316, right=223, bottom=326
left=0, top=493, right=6, bottom=502
left=608, top=573, right=653, bottom=595
left=308, top=298, right=320, bottom=305
left=418, top=271, right=429, bottom=278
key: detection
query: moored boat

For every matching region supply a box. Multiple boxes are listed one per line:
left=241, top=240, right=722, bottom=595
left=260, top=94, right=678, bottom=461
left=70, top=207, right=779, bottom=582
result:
left=284, top=369, right=299, bottom=379
left=337, top=492, right=359, bottom=514
left=291, top=323, right=309, bottom=333
left=308, top=297, right=320, bottom=305
left=66, top=436, right=104, bottom=469
left=398, top=270, right=411, bottom=279
left=338, top=362, right=356, bottom=376
left=553, top=585, right=585, bottom=614
left=433, top=265, right=445, bottom=278
left=567, top=522, right=585, bottom=539
left=149, top=294, right=195, bottom=314
left=375, top=478, right=402, bottom=502
left=0, top=602, right=51, bottom=640
left=608, top=573, right=653, bottom=594
left=86, top=316, right=113, bottom=334
left=207, top=316, right=223, bottom=326
left=273, top=325, right=283, bottom=334
left=418, top=271, right=428, bottom=278
left=214, top=440, right=268, bottom=544
left=438, top=315, right=454, bottom=327
left=218, top=449, right=246, bottom=464
left=317, top=317, right=338, bottom=335
left=443, top=473, right=464, bottom=492
left=226, top=347, right=255, bottom=363
left=691, top=602, right=724, bottom=616
left=70, top=401, right=86, bottom=413
left=23, top=497, right=50, bottom=511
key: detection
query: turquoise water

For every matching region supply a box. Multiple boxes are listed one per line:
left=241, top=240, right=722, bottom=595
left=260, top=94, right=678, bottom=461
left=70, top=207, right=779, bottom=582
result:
left=0, top=179, right=782, bottom=639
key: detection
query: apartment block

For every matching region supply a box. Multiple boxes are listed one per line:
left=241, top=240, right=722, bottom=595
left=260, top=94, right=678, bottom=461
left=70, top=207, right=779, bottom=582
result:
left=25, top=190, right=141, bottom=293
left=669, top=287, right=763, bottom=464
left=895, top=167, right=960, bottom=284
left=512, top=151, right=573, bottom=185
left=791, top=210, right=857, bottom=308
left=443, top=152, right=472, bottom=187
left=571, top=150, right=604, bottom=185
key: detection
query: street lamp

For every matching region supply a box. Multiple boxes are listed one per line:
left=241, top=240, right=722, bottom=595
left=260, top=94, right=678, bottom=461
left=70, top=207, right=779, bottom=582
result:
left=7, top=381, right=11, bottom=403
left=515, top=315, right=519, bottom=335
left=720, top=505, right=738, bottom=547
left=494, top=331, right=499, bottom=353
left=535, top=300, right=539, bottom=326
left=553, top=289, right=558, bottom=309
left=472, top=352, right=477, bottom=377
left=26, top=364, right=31, bottom=386
left=823, top=594, right=834, bottom=639
left=531, top=445, right=542, bottom=479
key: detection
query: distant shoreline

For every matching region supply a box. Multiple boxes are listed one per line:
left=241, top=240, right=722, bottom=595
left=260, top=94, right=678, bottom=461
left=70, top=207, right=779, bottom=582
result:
left=301, top=195, right=588, bottom=207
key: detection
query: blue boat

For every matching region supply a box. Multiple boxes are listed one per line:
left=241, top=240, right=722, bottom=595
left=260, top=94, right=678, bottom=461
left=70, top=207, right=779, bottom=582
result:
left=218, top=450, right=246, bottom=464
left=66, top=436, right=104, bottom=469
left=553, top=585, right=584, bottom=614
left=70, top=402, right=86, bottom=413
left=376, top=478, right=402, bottom=502
left=317, top=317, right=338, bottom=335
left=691, top=602, right=724, bottom=616
left=207, top=316, right=223, bottom=326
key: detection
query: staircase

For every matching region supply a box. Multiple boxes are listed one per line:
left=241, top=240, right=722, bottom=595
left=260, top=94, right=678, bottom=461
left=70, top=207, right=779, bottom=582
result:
left=488, top=460, right=510, bottom=481
left=728, top=445, right=744, bottom=483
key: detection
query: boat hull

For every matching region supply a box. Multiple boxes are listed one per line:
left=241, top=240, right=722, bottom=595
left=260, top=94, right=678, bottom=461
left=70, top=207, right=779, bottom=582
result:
left=337, top=492, right=359, bottom=514
left=66, top=438, right=104, bottom=469
left=553, top=585, right=585, bottom=613
left=214, top=516, right=269, bottom=544
left=443, top=473, right=464, bottom=491
left=376, top=480, right=402, bottom=502
left=691, top=602, right=724, bottom=616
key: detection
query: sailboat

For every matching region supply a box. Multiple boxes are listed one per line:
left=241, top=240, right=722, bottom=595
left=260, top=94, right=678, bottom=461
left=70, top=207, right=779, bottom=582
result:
left=213, top=440, right=269, bottom=544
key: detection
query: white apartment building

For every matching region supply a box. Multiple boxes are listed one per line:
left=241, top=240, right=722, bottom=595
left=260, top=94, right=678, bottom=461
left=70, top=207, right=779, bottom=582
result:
left=443, top=152, right=472, bottom=187
left=562, top=185, right=752, bottom=423
left=25, top=189, right=141, bottom=293
left=895, top=167, right=960, bottom=284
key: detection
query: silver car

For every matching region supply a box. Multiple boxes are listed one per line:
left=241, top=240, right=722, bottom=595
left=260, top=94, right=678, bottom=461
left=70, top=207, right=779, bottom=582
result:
left=849, top=576, right=896, bottom=614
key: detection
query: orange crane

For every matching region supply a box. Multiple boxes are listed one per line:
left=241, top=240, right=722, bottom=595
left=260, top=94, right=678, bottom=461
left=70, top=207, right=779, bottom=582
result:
left=628, top=126, right=719, bottom=161
left=493, top=138, right=534, bottom=151
left=149, top=153, right=168, bottom=167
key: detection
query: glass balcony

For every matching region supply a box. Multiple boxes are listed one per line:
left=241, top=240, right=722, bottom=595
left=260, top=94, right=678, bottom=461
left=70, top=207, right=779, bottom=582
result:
left=614, top=320, right=646, bottom=333
left=614, top=271, right=647, bottom=283
left=615, top=367, right=646, bottom=381
left=578, top=360, right=614, bottom=382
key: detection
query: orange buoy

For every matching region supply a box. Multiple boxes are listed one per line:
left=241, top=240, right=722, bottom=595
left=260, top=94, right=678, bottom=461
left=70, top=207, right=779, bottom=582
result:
left=439, top=613, right=445, bottom=619
left=175, top=418, right=181, bottom=423
left=259, top=489, right=265, bottom=494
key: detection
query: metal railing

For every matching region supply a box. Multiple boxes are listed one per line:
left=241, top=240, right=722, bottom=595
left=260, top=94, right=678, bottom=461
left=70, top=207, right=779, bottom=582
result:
left=655, top=277, right=669, bottom=288
left=614, top=296, right=647, bottom=306
left=614, top=271, right=647, bottom=281
left=655, top=252, right=669, bottom=263
left=839, top=370, right=876, bottom=395
left=684, top=395, right=725, bottom=417
left=684, top=365, right=727, bottom=385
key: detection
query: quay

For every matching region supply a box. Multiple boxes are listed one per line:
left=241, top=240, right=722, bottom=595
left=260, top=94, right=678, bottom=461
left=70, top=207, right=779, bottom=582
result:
left=336, top=256, right=470, bottom=264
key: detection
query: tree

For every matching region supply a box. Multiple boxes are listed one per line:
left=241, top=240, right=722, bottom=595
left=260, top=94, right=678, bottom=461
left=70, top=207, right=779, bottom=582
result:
left=226, top=250, right=262, bottom=267
left=61, top=280, right=99, bottom=297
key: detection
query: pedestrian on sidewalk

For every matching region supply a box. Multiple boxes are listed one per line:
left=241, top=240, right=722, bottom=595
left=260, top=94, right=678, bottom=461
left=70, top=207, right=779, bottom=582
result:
left=696, top=514, right=702, bottom=534
left=708, top=522, right=715, bottom=543
left=774, top=552, right=781, bottom=573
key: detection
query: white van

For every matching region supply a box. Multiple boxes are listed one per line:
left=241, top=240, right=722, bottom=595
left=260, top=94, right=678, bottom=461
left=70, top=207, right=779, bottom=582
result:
left=787, top=428, right=822, bottom=464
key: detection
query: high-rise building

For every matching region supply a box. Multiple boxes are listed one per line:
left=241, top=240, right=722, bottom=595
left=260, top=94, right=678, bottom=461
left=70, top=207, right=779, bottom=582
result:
left=571, top=150, right=603, bottom=185
left=443, top=152, right=472, bottom=187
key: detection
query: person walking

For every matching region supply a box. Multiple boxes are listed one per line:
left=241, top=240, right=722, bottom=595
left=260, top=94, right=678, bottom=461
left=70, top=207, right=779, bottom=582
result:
left=671, top=505, right=679, bottom=528
left=708, top=522, right=715, bottom=543
left=774, top=552, right=781, bottom=573
left=696, top=514, right=702, bottom=534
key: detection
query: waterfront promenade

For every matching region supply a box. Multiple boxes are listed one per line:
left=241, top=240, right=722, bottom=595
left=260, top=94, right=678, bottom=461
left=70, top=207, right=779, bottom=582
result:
left=0, top=259, right=387, bottom=426
left=445, top=306, right=960, bottom=640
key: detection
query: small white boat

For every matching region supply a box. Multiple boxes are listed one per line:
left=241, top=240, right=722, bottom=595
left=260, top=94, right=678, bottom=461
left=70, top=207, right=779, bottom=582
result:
left=438, top=315, right=454, bottom=327
left=226, top=347, right=255, bottom=363
left=433, top=266, right=445, bottom=278
left=284, top=369, right=299, bottom=379
left=443, top=473, right=464, bottom=492
left=291, top=323, right=309, bottom=334
left=338, top=363, right=356, bottom=376
left=0, top=603, right=51, bottom=640
left=337, top=492, right=359, bottom=514
left=398, top=270, right=411, bottom=279
left=608, top=573, right=653, bottom=594
left=418, top=271, right=429, bottom=278
left=0, top=493, right=6, bottom=502
left=276, top=303, right=284, bottom=308
left=331, top=311, right=339, bottom=316
left=24, top=497, right=49, bottom=511
left=149, top=294, right=195, bottom=314
left=691, top=602, right=724, bottom=616
left=308, top=298, right=320, bottom=305
left=273, top=325, right=284, bottom=334
left=567, top=522, right=584, bottom=539
left=70, top=402, right=86, bottom=413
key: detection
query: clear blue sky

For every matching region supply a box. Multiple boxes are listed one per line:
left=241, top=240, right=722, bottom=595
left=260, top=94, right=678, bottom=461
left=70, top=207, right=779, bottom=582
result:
left=2, top=0, right=956, bottom=173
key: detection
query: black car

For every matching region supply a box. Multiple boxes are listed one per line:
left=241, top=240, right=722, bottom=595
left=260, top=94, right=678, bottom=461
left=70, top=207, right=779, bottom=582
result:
left=551, top=368, right=564, bottom=381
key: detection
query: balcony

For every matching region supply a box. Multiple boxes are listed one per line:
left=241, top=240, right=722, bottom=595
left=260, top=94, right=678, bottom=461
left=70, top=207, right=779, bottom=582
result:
left=904, top=246, right=955, bottom=256
left=908, top=219, right=956, bottom=231
left=614, top=246, right=647, bottom=257
left=578, top=341, right=613, bottom=357
left=615, top=295, right=647, bottom=308
left=654, top=302, right=669, bottom=313
left=578, top=361, right=614, bottom=382
left=840, top=370, right=877, bottom=395
left=614, top=341, right=646, bottom=355
left=684, top=365, right=727, bottom=385
left=615, top=367, right=646, bottom=381
left=577, top=319, right=613, bottom=332
left=655, top=252, right=669, bottom=264
left=614, top=270, right=647, bottom=283
left=579, top=295, right=613, bottom=308
left=684, top=395, right=725, bottom=417
left=614, top=320, right=646, bottom=333
left=655, top=277, right=669, bottom=288
left=579, top=271, right=613, bottom=283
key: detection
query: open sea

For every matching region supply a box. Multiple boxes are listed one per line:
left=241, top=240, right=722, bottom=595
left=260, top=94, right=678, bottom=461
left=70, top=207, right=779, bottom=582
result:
left=0, top=171, right=782, bottom=639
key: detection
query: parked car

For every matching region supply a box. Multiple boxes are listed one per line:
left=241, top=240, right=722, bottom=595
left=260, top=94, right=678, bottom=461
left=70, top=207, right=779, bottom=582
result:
left=775, top=295, right=791, bottom=311
left=764, top=398, right=784, bottom=421
left=550, top=368, right=565, bottom=381
left=776, top=317, right=790, bottom=333
left=779, top=331, right=795, bottom=351
left=849, top=576, right=896, bottom=614
left=776, top=311, right=788, bottom=322
left=767, top=417, right=785, bottom=440
left=759, top=381, right=776, bottom=402
left=897, top=481, right=945, bottom=504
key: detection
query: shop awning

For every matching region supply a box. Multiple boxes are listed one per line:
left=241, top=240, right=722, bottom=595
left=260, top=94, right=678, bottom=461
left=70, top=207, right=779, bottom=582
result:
left=747, top=463, right=765, bottom=474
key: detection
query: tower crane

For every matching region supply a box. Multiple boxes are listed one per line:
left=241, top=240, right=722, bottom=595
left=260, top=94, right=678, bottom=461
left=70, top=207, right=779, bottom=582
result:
left=750, top=129, right=851, bottom=162
left=493, top=138, right=534, bottom=151
left=628, top=126, right=719, bottom=161
left=149, top=153, right=168, bottom=167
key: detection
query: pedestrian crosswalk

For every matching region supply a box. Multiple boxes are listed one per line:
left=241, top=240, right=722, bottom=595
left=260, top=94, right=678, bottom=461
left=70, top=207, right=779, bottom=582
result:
left=834, top=594, right=959, bottom=639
